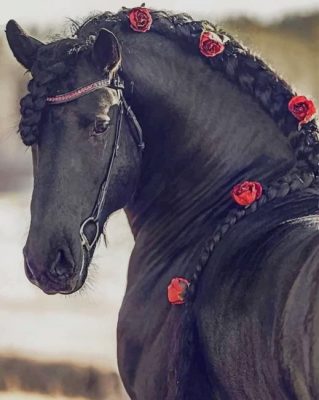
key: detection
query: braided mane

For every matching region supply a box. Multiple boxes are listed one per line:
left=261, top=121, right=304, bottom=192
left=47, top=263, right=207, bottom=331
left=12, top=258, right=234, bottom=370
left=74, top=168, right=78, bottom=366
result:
left=76, top=9, right=319, bottom=171
left=19, top=9, right=319, bottom=399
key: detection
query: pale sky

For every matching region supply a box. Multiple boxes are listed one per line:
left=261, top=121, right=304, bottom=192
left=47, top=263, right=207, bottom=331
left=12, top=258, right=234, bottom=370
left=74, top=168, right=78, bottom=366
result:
left=1, top=0, right=319, bottom=28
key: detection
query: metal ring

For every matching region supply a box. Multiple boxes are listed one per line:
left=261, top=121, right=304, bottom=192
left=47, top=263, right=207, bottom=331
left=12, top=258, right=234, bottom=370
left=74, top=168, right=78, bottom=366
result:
left=79, top=217, right=100, bottom=252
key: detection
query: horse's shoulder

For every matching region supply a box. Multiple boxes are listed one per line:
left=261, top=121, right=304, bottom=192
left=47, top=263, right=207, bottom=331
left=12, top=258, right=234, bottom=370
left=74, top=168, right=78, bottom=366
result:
left=259, top=213, right=319, bottom=262
left=224, top=194, right=319, bottom=269
left=196, top=212, right=319, bottom=319
left=198, top=213, right=319, bottom=397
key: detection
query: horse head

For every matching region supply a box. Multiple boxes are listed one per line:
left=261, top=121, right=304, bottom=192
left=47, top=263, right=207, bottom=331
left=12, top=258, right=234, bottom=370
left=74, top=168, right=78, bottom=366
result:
left=6, top=21, right=143, bottom=294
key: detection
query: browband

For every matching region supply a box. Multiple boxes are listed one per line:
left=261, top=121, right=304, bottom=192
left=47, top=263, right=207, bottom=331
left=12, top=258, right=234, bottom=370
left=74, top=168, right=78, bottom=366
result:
left=46, top=78, right=125, bottom=105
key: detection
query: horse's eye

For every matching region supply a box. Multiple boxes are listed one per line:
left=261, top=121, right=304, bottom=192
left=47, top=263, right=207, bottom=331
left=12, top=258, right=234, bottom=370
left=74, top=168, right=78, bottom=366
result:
left=93, top=118, right=110, bottom=135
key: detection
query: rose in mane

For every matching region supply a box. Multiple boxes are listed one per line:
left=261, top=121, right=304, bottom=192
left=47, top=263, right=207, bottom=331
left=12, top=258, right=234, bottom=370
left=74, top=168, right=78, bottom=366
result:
left=168, top=277, right=190, bottom=305
left=288, top=95, right=316, bottom=126
left=128, top=7, right=153, bottom=33
left=231, top=181, right=263, bottom=206
left=199, top=31, right=225, bottom=58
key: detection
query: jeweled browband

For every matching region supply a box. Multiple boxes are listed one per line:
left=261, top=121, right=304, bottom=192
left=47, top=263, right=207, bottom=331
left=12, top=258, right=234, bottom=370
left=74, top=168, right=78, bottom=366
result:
left=46, top=78, right=125, bottom=105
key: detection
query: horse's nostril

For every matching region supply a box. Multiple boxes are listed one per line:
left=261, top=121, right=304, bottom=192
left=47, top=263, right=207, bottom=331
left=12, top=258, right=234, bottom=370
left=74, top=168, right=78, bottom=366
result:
left=50, top=250, right=75, bottom=280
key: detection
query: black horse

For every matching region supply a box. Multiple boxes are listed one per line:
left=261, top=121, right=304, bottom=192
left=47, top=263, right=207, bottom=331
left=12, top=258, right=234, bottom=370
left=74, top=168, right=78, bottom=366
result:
left=5, top=7, right=319, bottom=400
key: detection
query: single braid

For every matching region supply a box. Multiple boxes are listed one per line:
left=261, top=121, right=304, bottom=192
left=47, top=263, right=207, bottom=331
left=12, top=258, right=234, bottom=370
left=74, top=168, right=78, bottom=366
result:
left=170, top=170, right=316, bottom=400
left=19, top=77, right=49, bottom=145
left=19, top=55, right=71, bottom=145
left=188, top=169, right=316, bottom=297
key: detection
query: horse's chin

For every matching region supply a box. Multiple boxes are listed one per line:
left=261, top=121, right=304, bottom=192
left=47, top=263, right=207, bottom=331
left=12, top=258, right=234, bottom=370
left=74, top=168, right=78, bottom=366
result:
left=24, top=258, right=90, bottom=295
left=35, top=275, right=87, bottom=295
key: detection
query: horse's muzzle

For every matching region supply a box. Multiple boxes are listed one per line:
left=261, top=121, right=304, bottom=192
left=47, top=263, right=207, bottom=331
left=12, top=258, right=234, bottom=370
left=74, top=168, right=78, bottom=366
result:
left=23, top=247, right=82, bottom=295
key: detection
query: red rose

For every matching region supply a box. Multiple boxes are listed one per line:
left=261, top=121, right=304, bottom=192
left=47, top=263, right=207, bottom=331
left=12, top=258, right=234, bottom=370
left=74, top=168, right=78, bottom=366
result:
left=231, top=181, right=263, bottom=206
left=288, top=95, right=316, bottom=125
left=199, top=31, right=225, bottom=58
left=167, top=277, right=190, bottom=305
left=128, top=7, right=152, bottom=33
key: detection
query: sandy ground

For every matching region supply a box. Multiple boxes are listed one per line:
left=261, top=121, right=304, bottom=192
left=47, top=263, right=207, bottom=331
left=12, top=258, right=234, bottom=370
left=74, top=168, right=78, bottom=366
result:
left=0, top=394, right=123, bottom=400
left=0, top=189, right=134, bottom=372
left=0, top=394, right=87, bottom=400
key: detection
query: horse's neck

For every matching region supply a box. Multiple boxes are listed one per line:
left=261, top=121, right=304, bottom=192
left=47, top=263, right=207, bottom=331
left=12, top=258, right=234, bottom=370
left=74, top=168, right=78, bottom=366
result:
left=121, top=31, right=295, bottom=276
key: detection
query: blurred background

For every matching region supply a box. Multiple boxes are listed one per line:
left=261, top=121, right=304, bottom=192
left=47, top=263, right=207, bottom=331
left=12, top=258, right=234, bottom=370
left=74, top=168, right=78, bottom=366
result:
left=0, top=0, right=319, bottom=399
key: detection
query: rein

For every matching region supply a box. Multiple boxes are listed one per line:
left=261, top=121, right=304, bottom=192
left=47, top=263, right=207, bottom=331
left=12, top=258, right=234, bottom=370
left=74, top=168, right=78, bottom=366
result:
left=46, top=74, right=144, bottom=273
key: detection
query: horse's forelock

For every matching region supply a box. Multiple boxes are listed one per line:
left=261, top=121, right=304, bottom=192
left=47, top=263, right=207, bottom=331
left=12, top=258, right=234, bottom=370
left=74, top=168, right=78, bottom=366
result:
left=19, top=37, right=93, bottom=145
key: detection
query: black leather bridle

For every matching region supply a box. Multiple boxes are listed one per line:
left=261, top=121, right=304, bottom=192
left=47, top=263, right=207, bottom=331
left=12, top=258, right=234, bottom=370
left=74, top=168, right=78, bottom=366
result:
left=47, top=74, right=144, bottom=273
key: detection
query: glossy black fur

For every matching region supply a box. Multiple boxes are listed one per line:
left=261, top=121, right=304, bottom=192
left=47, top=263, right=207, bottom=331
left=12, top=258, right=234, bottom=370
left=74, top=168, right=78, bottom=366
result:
left=6, top=9, right=319, bottom=400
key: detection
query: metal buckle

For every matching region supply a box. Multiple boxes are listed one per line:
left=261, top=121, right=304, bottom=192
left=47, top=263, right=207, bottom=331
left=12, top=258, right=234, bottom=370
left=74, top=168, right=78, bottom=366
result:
left=112, top=77, right=125, bottom=90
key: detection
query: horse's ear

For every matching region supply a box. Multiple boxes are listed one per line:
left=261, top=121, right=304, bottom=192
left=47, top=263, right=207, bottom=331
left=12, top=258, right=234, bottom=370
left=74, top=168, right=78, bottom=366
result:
left=6, top=20, right=43, bottom=70
left=92, top=29, right=121, bottom=72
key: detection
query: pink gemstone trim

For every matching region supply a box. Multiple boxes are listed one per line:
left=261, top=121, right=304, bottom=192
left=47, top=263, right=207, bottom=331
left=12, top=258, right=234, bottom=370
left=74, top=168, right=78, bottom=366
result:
left=47, top=79, right=113, bottom=105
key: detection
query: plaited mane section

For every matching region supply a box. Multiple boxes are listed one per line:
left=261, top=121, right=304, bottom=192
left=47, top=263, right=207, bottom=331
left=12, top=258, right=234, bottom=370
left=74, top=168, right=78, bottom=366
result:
left=19, top=62, right=65, bottom=145
left=19, top=38, right=93, bottom=145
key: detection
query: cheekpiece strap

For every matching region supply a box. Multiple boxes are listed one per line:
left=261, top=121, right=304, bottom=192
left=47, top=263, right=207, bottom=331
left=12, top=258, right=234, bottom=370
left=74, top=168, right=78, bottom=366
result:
left=46, top=78, right=125, bottom=105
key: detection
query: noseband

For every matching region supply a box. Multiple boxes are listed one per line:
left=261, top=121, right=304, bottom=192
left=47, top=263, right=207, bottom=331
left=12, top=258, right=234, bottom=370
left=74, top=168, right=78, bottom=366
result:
left=47, top=74, right=144, bottom=274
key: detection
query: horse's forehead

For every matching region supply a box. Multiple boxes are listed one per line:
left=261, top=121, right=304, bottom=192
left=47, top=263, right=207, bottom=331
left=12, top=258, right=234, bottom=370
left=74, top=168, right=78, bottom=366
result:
left=37, top=38, right=83, bottom=65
